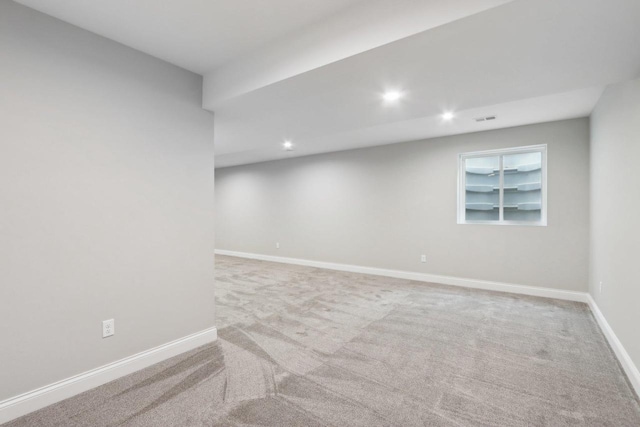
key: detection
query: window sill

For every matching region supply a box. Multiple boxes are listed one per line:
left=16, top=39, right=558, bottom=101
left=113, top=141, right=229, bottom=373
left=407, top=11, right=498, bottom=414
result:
left=457, top=220, right=547, bottom=227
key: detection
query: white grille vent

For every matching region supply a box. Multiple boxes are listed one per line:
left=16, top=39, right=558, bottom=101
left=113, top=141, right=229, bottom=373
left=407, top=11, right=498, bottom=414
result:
left=475, top=115, right=497, bottom=122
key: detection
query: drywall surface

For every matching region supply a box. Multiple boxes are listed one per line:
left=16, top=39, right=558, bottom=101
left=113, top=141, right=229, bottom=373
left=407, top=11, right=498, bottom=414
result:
left=0, top=2, right=215, bottom=400
left=216, top=119, right=590, bottom=292
left=589, top=78, right=640, bottom=373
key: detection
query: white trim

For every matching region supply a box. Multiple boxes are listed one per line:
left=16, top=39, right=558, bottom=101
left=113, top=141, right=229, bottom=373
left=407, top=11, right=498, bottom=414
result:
left=587, top=295, right=640, bottom=397
left=0, top=327, right=217, bottom=425
left=215, top=250, right=587, bottom=302
left=499, top=154, right=505, bottom=222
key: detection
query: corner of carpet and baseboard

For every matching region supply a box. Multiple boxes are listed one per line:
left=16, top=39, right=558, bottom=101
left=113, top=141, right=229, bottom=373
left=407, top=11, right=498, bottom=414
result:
left=586, top=295, right=640, bottom=399
left=0, top=326, right=218, bottom=425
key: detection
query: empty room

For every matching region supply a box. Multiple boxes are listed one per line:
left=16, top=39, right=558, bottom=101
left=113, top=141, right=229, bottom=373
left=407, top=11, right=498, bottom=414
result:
left=1, top=0, right=640, bottom=425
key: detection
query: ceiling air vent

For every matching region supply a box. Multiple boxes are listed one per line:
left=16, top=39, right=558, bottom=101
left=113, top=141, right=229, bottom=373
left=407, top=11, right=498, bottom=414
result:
left=475, top=115, right=497, bottom=122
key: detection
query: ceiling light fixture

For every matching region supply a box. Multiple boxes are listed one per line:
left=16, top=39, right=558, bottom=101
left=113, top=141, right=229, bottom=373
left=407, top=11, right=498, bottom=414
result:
left=442, top=111, right=455, bottom=121
left=282, top=140, right=294, bottom=151
left=382, top=90, right=403, bottom=102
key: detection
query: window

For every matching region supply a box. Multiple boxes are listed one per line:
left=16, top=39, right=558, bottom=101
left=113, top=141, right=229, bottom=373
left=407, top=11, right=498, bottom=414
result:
left=458, top=145, right=547, bottom=225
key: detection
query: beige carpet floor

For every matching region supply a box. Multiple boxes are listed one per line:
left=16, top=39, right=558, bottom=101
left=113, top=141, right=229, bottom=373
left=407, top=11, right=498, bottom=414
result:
left=5, top=255, right=640, bottom=426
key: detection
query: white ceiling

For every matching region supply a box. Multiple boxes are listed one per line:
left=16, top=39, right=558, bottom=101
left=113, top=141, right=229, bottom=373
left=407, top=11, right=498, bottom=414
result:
left=13, top=0, right=369, bottom=73
left=215, top=87, right=605, bottom=167
left=15, top=0, right=640, bottom=168
left=202, top=0, right=513, bottom=105
left=211, top=0, right=640, bottom=167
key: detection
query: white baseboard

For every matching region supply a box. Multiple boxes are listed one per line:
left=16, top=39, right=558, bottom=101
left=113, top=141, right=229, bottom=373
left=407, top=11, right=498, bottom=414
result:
left=587, top=295, right=640, bottom=397
left=215, top=250, right=588, bottom=303
left=0, top=327, right=217, bottom=425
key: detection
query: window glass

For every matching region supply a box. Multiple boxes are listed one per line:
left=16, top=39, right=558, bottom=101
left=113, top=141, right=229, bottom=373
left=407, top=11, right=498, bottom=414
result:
left=503, top=152, right=542, bottom=222
left=465, top=156, right=500, bottom=221
left=459, top=145, right=546, bottom=225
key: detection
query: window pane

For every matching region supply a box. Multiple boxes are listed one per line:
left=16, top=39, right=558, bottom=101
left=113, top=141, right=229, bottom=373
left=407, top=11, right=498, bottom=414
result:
left=503, top=152, right=542, bottom=222
left=465, top=156, right=500, bottom=221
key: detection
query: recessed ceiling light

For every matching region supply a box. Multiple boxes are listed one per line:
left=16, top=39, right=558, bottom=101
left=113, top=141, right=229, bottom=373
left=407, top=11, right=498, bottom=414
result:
left=382, top=90, right=403, bottom=102
left=442, top=111, right=455, bottom=121
left=282, top=140, right=294, bottom=151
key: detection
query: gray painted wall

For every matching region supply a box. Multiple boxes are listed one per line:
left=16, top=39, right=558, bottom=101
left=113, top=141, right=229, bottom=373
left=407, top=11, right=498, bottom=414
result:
left=216, top=118, right=590, bottom=292
left=0, top=2, right=215, bottom=400
left=590, top=78, right=640, bottom=373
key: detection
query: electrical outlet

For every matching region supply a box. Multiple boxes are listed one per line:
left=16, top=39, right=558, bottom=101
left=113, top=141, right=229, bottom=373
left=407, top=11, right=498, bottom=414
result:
left=276, top=242, right=280, bottom=249
left=421, top=254, right=427, bottom=263
left=102, top=319, right=115, bottom=338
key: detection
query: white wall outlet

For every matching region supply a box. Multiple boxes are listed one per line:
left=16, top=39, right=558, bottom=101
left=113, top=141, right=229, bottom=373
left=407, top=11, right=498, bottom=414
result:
left=276, top=242, right=280, bottom=249
left=599, top=281, right=603, bottom=293
left=102, top=319, right=115, bottom=338
left=421, top=254, right=427, bottom=263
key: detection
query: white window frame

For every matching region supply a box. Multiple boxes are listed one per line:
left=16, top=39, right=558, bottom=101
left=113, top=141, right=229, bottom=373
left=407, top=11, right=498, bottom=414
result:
left=457, top=144, right=547, bottom=226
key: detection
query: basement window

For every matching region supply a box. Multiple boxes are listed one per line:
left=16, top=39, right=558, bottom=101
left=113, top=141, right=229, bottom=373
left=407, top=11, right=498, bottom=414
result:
left=458, top=145, right=547, bottom=226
